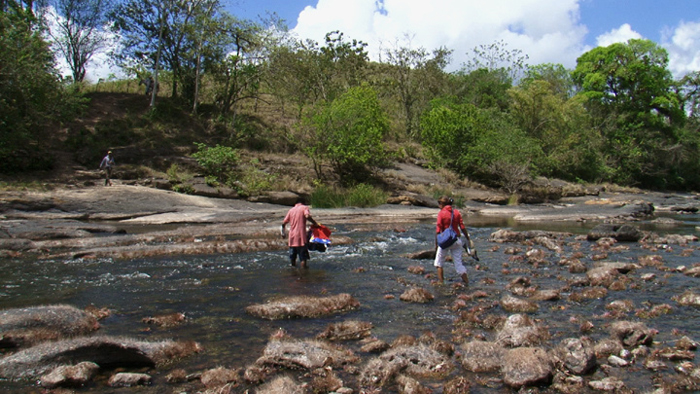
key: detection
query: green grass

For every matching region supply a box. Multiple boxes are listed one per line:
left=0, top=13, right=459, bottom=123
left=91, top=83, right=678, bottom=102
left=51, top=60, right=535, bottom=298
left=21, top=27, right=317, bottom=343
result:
left=311, top=183, right=388, bottom=208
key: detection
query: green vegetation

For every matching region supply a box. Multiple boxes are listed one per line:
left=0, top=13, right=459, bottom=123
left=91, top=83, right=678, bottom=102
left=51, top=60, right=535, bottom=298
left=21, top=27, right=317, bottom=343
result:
left=311, top=183, right=389, bottom=208
left=2, top=0, right=700, bottom=200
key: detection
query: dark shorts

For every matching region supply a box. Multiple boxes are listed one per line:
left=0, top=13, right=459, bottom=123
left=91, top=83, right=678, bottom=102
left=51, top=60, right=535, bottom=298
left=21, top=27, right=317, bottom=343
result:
left=289, top=246, right=310, bottom=263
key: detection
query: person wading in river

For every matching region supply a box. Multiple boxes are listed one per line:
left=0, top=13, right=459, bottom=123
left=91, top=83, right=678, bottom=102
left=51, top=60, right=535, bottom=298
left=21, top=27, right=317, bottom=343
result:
left=281, top=198, right=318, bottom=268
left=434, top=196, right=469, bottom=285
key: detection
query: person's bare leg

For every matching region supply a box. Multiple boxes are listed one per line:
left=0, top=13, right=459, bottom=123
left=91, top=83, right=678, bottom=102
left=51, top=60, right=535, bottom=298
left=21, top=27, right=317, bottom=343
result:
left=437, top=267, right=444, bottom=283
left=461, top=273, right=469, bottom=285
left=300, top=260, right=308, bottom=269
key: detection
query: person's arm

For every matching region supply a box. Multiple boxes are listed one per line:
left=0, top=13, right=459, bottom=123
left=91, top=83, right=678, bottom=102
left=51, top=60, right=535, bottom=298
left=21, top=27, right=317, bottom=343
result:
left=280, top=223, right=286, bottom=238
left=306, top=214, right=318, bottom=227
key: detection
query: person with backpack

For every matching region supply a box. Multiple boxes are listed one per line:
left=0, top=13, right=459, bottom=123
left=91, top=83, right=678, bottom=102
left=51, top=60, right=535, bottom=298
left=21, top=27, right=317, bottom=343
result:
left=434, top=196, right=469, bottom=285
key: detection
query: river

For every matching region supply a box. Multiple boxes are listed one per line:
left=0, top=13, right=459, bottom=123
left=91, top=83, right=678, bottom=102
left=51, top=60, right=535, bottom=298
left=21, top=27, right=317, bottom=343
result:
left=0, top=212, right=699, bottom=393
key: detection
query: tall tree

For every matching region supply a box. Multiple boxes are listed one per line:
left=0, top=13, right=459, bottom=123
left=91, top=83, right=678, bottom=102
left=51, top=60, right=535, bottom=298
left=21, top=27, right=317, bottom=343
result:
left=379, top=36, right=452, bottom=139
left=46, top=0, right=111, bottom=83
left=572, top=39, right=689, bottom=188
left=111, top=0, right=222, bottom=100
left=1, top=0, right=81, bottom=172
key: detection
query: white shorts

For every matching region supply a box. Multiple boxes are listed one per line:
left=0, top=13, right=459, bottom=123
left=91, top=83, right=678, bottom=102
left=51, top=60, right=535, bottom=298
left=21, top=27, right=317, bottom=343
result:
left=434, top=238, right=467, bottom=275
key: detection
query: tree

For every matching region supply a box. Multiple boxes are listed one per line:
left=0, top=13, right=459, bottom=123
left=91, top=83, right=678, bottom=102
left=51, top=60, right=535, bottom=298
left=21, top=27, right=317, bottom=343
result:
left=45, top=0, right=111, bottom=83
left=420, top=99, right=542, bottom=192
left=305, top=85, right=389, bottom=183
left=572, top=39, right=689, bottom=188
left=0, top=0, right=82, bottom=172
left=265, top=31, right=369, bottom=119
left=111, top=0, right=224, bottom=101
left=379, top=35, right=452, bottom=139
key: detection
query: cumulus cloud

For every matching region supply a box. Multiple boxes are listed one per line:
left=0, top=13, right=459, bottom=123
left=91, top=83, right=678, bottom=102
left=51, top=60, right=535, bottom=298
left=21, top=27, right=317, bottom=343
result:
left=662, top=20, right=700, bottom=77
left=292, top=0, right=589, bottom=71
left=595, top=23, right=642, bottom=47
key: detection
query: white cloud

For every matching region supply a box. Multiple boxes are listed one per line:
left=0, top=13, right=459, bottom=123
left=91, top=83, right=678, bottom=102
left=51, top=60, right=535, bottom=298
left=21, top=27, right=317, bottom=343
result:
left=292, top=0, right=588, bottom=71
left=662, top=20, right=700, bottom=77
left=595, top=23, right=642, bottom=47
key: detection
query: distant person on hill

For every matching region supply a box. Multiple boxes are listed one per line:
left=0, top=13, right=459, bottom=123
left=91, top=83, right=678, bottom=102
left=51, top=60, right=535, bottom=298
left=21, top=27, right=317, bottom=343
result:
left=281, top=198, right=318, bottom=268
left=99, top=150, right=115, bottom=186
left=434, top=196, right=469, bottom=285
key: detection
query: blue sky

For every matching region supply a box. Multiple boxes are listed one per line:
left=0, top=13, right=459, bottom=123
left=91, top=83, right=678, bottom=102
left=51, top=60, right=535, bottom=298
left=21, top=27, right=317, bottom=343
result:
left=227, top=0, right=700, bottom=76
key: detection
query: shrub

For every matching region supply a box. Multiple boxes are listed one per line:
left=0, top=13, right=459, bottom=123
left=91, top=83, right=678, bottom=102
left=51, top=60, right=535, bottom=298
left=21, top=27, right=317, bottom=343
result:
left=191, top=142, right=239, bottom=182
left=311, top=183, right=387, bottom=208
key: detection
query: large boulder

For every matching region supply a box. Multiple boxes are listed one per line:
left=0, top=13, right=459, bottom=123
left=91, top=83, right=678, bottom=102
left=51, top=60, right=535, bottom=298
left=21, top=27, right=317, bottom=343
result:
left=502, top=347, right=553, bottom=388
left=553, top=337, right=597, bottom=375
left=250, top=338, right=358, bottom=372
left=460, top=341, right=505, bottom=372
left=245, top=293, right=360, bottom=320
left=0, top=336, right=201, bottom=379
left=496, top=314, right=550, bottom=348
left=610, top=321, right=656, bottom=347
left=587, top=224, right=644, bottom=242
left=0, top=304, right=100, bottom=348
left=359, top=344, right=451, bottom=390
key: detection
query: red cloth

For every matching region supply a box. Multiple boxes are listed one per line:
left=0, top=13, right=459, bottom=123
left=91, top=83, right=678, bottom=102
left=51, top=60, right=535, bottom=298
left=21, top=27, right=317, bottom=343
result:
left=310, top=224, right=332, bottom=241
left=283, top=203, right=311, bottom=247
left=435, top=206, right=464, bottom=236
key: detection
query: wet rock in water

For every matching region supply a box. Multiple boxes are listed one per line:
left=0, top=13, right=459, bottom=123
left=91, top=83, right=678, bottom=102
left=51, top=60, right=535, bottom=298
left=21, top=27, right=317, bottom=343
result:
left=245, top=293, right=360, bottom=320
left=586, top=266, right=620, bottom=287
left=673, top=290, right=700, bottom=306
left=108, top=372, right=152, bottom=387
left=0, top=336, right=201, bottom=379
left=252, top=338, right=358, bottom=371
left=684, top=266, right=700, bottom=278
left=610, top=321, right=656, bottom=347
left=459, top=341, right=505, bottom=372
left=489, top=229, right=565, bottom=244
left=142, top=312, right=186, bottom=328
left=404, top=250, right=435, bottom=260
left=502, top=347, right=553, bottom=389
left=496, top=314, right=550, bottom=348
left=407, top=265, right=426, bottom=275
left=587, top=224, right=643, bottom=242
left=529, top=289, right=560, bottom=301
left=0, top=304, right=100, bottom=348
left=553, top=337, right=596, bottom=375
left=359, top=344, right=451, bottom=390
left=399, top=287, right=434, bottom=303
left=39, top=361, right=100, bottom=388
left=500, top=294, right=539, bottom=313
left=359, top=337, right=390, bottom=353
left=594, top=338, right=624, bottom=359
left=443, top=376, right=472, bottom=394
left=200, top=366, right=240, bottom=388
left=316, top=320, right=373, bottom=341
left=533, top=236, right=562, bottom=253
left=396, top=374, right=432, bottom=394
left=676, top=336, right=699, bottom=351
left=588, top=376, right=626, bottom=391
left=643, top=233, right=698, bottom=245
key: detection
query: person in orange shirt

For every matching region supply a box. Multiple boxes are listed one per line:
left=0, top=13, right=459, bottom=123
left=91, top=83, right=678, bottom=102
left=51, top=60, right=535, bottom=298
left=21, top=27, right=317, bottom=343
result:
left=434, top=196, right=469, bottom=285
left=281, top=198, right=318, bottom=268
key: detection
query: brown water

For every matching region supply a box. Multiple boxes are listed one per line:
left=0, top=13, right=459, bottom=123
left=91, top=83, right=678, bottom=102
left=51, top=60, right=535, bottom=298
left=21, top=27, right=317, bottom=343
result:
left=0, top=213, right=699, bottom=393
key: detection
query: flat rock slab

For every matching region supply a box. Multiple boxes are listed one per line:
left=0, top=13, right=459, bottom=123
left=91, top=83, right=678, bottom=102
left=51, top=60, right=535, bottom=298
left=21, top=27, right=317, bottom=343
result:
left=245, top=293, right=360, bottom=320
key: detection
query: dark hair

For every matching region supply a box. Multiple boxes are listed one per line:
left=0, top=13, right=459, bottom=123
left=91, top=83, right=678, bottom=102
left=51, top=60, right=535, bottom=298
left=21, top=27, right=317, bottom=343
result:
left=438, top=196, right=453, bottom=206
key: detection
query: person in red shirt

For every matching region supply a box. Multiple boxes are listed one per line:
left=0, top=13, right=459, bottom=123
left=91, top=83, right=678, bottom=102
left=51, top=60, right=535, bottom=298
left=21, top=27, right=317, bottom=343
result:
left=434, top=196, right=469, bottom=285
left=281, top=198, right=318, bottom=268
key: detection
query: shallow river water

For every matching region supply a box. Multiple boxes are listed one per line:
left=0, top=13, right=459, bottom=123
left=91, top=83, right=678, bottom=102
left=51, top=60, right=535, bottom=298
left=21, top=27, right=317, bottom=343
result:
left=0, top=212, right=699, bottom=393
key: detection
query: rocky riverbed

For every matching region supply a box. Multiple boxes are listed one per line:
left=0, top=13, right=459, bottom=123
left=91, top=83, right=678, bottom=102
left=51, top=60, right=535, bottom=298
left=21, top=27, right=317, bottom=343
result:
left=0, top=182, right=699, bottom=393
